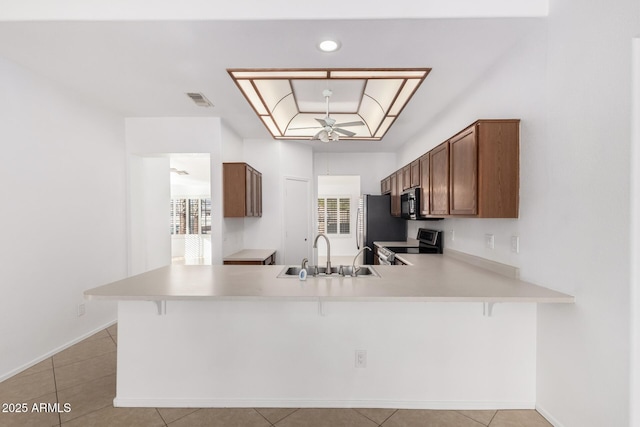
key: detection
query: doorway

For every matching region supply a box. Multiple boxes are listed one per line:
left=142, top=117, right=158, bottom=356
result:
left=169, top=154, right=212, bottom=265
left=128, top=153, right=211, bottom=275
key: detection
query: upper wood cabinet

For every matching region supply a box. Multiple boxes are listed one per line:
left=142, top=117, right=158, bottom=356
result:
left=449, top=126, right=478, bottom=215
left=223, top=162, right=262, bottom=218
left=410, top=159, right=421, bottom=188
left=466, top=120, right=519, bottom=218
left=381, top=175, right=392, bottom=194
left=390, top=171, right=401, bottom=217
left=379, top=119, right=519, bottom=219
left=430, top=141, right=450, bottom=216
left=419, top=153, right=430, bottom=216
left=401, top=164, right=411, bottom=191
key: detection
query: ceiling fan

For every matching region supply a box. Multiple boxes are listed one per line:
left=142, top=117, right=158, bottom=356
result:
left=290, top=89, right=365, bottom=141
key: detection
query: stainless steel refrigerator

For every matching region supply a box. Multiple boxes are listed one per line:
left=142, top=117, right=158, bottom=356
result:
left=356, top=194, right=407, bottom=265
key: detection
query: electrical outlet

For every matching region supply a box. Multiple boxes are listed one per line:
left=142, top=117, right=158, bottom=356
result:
left=449, top=229, right=455, bottom=241
left=355, top=350, right=367, bottom=368
left=511, top=236, right=520, bottom=254
left=484, top=234, right=495, bottom=250
left=77, top=303, right=86, bottom=317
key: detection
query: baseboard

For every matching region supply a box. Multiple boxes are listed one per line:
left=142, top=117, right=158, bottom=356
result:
left=114, top=397, right=536, bottom=410
left=536, top=404, right=564, bottom=427
left=0, top=319, right=117, bottom=383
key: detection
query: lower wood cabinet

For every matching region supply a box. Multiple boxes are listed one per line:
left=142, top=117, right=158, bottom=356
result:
left=223, top=250, right=276, bottom=265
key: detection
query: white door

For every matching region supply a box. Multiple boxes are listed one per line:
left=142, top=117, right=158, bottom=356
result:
left=283, top=177, right=310, bottom=265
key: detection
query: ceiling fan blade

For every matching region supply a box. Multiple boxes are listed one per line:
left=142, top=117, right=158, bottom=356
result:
left=334, top=121, right=365, bottom=127
left=288, top=126, right=323, bottom=130
left=315, top=118, right=329, bottom=127
left=333, top=128, right=356, bottom=137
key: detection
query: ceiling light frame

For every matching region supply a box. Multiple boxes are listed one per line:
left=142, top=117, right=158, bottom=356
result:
left=227, top=68, right=431, bottom=141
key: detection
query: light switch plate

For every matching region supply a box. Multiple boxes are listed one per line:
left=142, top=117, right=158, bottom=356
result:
left=511, top=236, right=520, bottom=254
left=485, top=234, right=495, bottom=250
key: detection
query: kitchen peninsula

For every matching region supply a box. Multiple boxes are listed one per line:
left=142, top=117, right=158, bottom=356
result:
left=85, top=254, right=573, bottom=410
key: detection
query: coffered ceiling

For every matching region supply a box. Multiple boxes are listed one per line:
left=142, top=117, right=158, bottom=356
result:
left=0, top=8, right=545, bottom=152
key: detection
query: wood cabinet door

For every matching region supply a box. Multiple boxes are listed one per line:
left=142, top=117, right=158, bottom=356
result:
left=255, top=172, right=262, bottom=217
left=449, top=126, right=478, bottom=215
left=402, top=165, right=411, bottom=190
left=390, top=172, right=400, bottom=217
left=410, top=159, right=420, bottom=188
left=419, top=153, right=430, bottom=216
left=381, top=176, right=391, bottom=194
left=245, top=166, right=254, bottom=216
left=430, top=142, right=449, bottom=215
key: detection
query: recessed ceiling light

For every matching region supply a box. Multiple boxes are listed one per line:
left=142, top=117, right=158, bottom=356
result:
left=318, top=40, right=340, bottom=52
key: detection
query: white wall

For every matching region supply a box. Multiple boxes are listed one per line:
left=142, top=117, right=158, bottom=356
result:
left=220, top=121, right=245, bottom=256
left=116, top=300, right=537, bottom=409
left=125, top=117, right=226, bottom=265
left=396, top=4, right=638, bottom=425
left=242, top=139, right=314, bottom=263
left=631, top=37, right=640, bottom=427
left=0, top=56, right=127, bottom=380
left=314, top=152, right=396, bottom=196
left=534, top=2, right=637, bottom=426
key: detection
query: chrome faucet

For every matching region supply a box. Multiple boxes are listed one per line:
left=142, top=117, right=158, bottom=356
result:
left=313, top=233, right=332, bottom=274
left=352, top=246, right=372, bottom=277
left=301, top=258, right=309, bottom=271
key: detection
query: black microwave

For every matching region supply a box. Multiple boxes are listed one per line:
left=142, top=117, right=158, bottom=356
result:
left=400, top=188, right=421, bottom=219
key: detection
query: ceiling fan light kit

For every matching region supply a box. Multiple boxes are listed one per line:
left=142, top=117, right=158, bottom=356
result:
left=227, top=68, right=431, bottom=142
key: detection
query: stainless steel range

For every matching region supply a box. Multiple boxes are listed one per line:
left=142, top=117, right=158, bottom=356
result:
left=377, top=228, right=443, bottom=265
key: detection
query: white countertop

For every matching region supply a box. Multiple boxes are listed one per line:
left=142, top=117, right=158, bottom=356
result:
left=223, top=249, right=276, bottom=262
left=85, top=253, right=574, bottom=304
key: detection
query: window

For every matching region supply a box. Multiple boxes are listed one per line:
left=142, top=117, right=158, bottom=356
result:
left=317, top=197, right=350, bottom=235
left=170, top=198, right=211, bottom=235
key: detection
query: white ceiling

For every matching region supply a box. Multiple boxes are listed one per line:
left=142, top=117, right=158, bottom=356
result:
left=0, top=16, right=545, bottom=152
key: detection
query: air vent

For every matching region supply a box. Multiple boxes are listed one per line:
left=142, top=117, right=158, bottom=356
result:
left=186, top=92, right=213, bottom=107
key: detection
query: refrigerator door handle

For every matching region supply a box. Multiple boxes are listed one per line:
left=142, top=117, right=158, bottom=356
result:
left=355, top=207, right=361, bottom=250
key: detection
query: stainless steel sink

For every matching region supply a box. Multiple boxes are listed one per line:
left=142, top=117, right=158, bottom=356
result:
left=277, top=265, right=380, bottom=278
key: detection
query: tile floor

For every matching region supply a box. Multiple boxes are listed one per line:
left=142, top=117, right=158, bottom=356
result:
left=0, top=324, right=553, bottom=426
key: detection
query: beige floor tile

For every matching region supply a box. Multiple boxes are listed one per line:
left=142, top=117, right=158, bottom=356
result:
left=168, top=408, right=271, bottom=427
left=54, top=351, right=116, bottom=391
left=156, top=407, right=199, bottom=424
left=488, top=410, right=552, bottom=427
left=12, top=358, right=53, bottom=379
left=84, top=330, right=110, bottom=341
left=53, top=337, right=116, bottom=368
left=275, top=408, right=378, bottom=427
left=0, top=391, right=60, bottom=427
left=60, top=406, right=164, bottom=427
left=106, top=324, right=117, bottom=337
left=57, top=374, right=116, bottom=423
left=382, top=409, right=486, bottom=427
left=457, top=410, right=497, bottom=425
left=255, top=407, right=298, bottom=424
left=0, top=369, right=56, bottom=402
left=354, top=408, right=397, bottom=424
